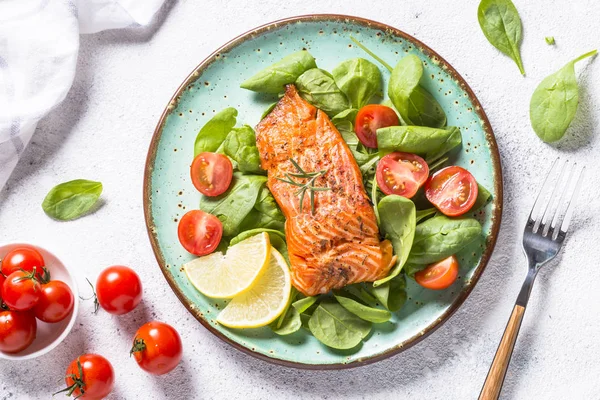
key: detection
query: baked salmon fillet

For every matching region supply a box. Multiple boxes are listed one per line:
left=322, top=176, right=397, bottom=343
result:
left=255, top=85, right=393, bottom=296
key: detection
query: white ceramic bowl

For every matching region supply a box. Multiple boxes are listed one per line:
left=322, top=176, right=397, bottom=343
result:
left=0, top=243, right=79, bottom=360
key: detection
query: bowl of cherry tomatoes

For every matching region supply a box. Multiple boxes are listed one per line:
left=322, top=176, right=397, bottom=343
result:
left=0, top=243, right=79, bottom=360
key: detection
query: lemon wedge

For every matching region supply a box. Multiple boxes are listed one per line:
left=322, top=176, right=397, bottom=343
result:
left=184, top=232, right=271, bottom=299
left=217, top=247, right=291, bottom=329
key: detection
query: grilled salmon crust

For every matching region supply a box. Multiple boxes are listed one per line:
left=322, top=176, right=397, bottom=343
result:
left=255, top=85, right=392, bottom=296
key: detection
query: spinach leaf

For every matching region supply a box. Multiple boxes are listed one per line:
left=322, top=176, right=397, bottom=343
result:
left=529, top=50, right=597, bottom=143
left=374, top=195, right=416, bottom=286
left=332, top=108, right=358, bottom=125
left=478, top=0, right=525, bottom=75
left=405, top=86, right=447, bottom=128
left=332, top=58, right=382, bottom=109
left=42, top=180, right=103, bottom=221
left=473, top=184, right=492, bottom=211
left=368, top=276, right=407, bottom=312
left=407, top=215, right=482, bottom=264
left=199, top=173, right=266, bottom=237
left=295, top=68, right=351, bottom=117
left=308, top=298, right=372, bottom=349
left=416, top=208, right=437, bottom=223
left=271, top=307, right=301, bottom=335
left=261, top=102, right=278, bottom=119
left=335, top=120, right=359, bottom=146
left=340, top=285, right=379, bottom=308
left=222, top=125, right=264, bottom=174
left=231, top=228, right=288, bottom=263
left=194, top=108, right=238, bottom=157
left=238, top=186, right=286, bottom=233
left=545, top=37, right=555, bottom=45
left=293, top=296, right=318, bottom=313
left=334, top=295, right=391, bottom=323
left=377, top=126, right=462, bottom=163
left=240, top=50, right=317, bottom=94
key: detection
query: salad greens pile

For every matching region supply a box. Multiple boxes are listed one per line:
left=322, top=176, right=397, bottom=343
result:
left=191, top=42, right=490, bottom=350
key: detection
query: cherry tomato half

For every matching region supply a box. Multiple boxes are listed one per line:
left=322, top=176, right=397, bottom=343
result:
left=96, top=266, right=142, bottom=315
left=354, top=104, right=400, bottom=148
left=62, top=354, right=115, bottom=400
left=425, top=166, right=478, bottom=217
left=131, top=321, right=183, bottom=376
left=191, top=152, right=233, bottom=197
left=2, top=271, right=41, bottom=311
left=0, top=310, right=37, bottom=353
left=1, top=246, right=45, bottom=277
left=415, top=255, right=459, bottom=290
left=178, top=210, right=223, bottom=256
left=34, top=280, right=74, bottom=323
left=376, top=152, right=429, bottom=198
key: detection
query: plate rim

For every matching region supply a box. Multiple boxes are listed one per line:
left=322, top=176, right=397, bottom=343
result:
left=143, top=13, right=503, bottom=370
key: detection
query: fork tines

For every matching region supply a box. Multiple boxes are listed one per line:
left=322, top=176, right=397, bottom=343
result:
left=527, top=158, right=585, bottom=241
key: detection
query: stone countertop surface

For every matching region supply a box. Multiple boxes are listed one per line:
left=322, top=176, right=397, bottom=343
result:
left=1, top=0, right=599, bottom=399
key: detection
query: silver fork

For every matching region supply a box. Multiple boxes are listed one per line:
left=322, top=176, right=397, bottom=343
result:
left=479, top=159, right=585, bottom=400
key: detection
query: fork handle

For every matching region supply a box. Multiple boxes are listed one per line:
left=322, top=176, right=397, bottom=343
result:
left=479, top=304, right=526, bottom=400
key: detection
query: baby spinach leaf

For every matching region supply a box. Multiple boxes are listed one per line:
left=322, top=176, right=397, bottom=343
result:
left=407, top=215, right=482, bottom=264
left=545, top=37, right=555, bottom=45
left=368, top=275, right=407, bottom=312
left=529, top=50, right=597, bottom=143
left=473, top=184, right=492, bottom=211
left=334, top=295, right=391, bottom=323
left=271, top=307, right=301, bottom=335
left=478, top=0, right=525, bottom=75
left=238, top=186, right=286, bottom=233
left=42, top=180, right=103, bottom=221
left=374, top=195, right=416, bottom=286
left=222, top=125, right=264, bottom=174
left=332, top=58, right=382, bottom=109
left=340, top=285, right=379, bottom=308
left=308, top=298, right=372, bottom=350
left=295, top=68, right=351, bottom=117
left=241, top=50, right=317, bottom=94
left=377, top=126, right=462, bottom=162
left=231, top=227, right=288, bottom=263
left=405, top=86, right=447, bottom=128
left=293, top=296, right=318, bottom=314
left=261, top=102, right=278, bottom=119
left=199, top=173, right=266, bottom=237
left=332, top=108, right=358, bottom=125
left=194, top=107, right=238, bottom=157
left=415, top=208, right=437, bottom=223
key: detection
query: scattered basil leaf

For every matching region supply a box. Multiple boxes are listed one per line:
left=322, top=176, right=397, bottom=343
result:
left=377, top=125, right=462, bottom=163
left=545, top=36, right=555, bottom=45
left=308, top=298, right=372, bottom=350
left=271, top=307, right=302, bottom=335
left=334, top=295, right=391, bottom=323
left=477, top=0, right=525, bottom=75
left=368, top=276, right=407, bottom=312
left=415, top=208, right=437, bottom=223
left=473, top=184, right=492, bottom=211
left=261, top=102, right=278, bottom=120
left=194, top=107, right=238, bottom=157
left=292, top=296, right=318, bottom=314
left=529, top=50, right=597, bottom=143
left=42, top=180, right=103, bottom=221
left=222, top=125, right=265, bottom=174
left=240, top=50, right=317, bottom=94
left=295, top=68, right=351, bottom=117
left=332, top=58, right=382, bottom=109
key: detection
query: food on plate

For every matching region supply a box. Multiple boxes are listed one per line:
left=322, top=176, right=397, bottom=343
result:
left=415, top=255, right=460, bottom=290
left=354, top=104, right=399, bottom=148
left=131, top=321, right=183, bottom=375
left=1, top=246, right=45, bottom=277
left=425, top=166, right=479, bottom=217
left=178, top=209, right=223, bottom=256
left=0, top=310, right=37, bottom=353
left=376, top=152, right=429, bottom=198
left=2, top=270, right=42, bottom=311
left=96, top=266, right=142, bottom=315
left=34, top=280, right=75, bottom=323
left=42, top=179, right=103, bottom=221
left=57, top=354, right=114, bottom=400
left=190, top=152, right=233, bottom=196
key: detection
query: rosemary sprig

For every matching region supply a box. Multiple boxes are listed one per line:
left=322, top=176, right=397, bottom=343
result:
left=276, top=158, right=330, bottom=214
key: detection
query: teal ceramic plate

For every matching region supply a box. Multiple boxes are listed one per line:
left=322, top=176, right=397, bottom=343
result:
left=144, top=15, right=502, bottom=369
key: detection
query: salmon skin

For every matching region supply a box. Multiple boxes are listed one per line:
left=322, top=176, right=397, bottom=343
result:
left=255, top=85, right=392, bottom=296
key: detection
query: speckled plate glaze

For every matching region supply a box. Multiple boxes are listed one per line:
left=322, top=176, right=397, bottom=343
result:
left=144, top=15, right=502, bottom=369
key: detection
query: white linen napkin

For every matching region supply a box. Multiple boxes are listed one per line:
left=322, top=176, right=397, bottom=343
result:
left=0, top=0, right=166, bottom=191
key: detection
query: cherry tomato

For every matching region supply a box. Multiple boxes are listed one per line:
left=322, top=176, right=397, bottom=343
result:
left=376, top=152, right=429, bottom=198
left=61, top=354, right=114, bottom=400
left=0, top=275, right=5, bottom=303
left=354, top=105, right=400, bottom=148
left=191, top=152, right=233, bottom=196
left=425, top=166, right=478, bottom=217
left=2, top=270, right=41, bottom=311
left=415, top=255, right=459, bottom=290
left=96, top=266, right=142, bottom=315
left=178, top=210, right=223, bottom=256
left=0, top=310, right=37, bottom=353
left=34, top=280, right=74, bottom=323
left=131, top=321, right=183, bottom=375
left=1, top=246, right=45, bottom=277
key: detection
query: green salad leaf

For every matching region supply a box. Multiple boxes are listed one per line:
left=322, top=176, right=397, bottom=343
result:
left=194, top=107, right=238, bottom=157
left=332, top=58, right=382, bottom=109
left=308, top=298, right=372, bottom=349
left=260, top=102, right=278, bottom=119
left=230, top=228, right=288, bottom=262
left=238, top=186, right=285, bottom=233
left=340, top=285, right=379, bottom=308
left=241, top=50, right=317, bottom=94
left=473, top=184, right=493, bottom=211
left=529, top=50, right=597, bottom=143
left=415, top=208, right=437, bottom=223
left=368, top=276, right=407, bottom=312
left=42, top=180, right=103, bottom=221
left=334, top=295, right=391, bottom=323
left=222, top=125, right=264, bottom=174
left=292, top=296, right=318, bottom=314
left=271, top=307, right=302, bottom=335
left=377, top=125, right=462, bottom=162
left=295, top=68, right=351, bottom=117
left=332, top=108, right=358, bottom=124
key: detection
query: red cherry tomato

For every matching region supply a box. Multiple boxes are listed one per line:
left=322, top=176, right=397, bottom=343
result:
left=191, top=152, right=233, bottom=196
left=415, top=255, right=459, bottom=290
left=376, top=152, right=429, bottom=198
left=2, top=271, right=41, bottom=311
left=131, top=321, right=183, bottom=376
left=61, top=354, right=115, bottom=400
left=33, top=280, right=74, bottom=323
left=0, top=275, right=5, bottom=303
left=96, top=266, right=142, bottom=315
left=425, top=166, right=478, bottom=217
left=354, top=105, right=400, bottom=148
left=0, top=310, right=36, bottom=353
left=1, top=246, right=45, bottom=277
left=178, top=210, right=223, bottom=256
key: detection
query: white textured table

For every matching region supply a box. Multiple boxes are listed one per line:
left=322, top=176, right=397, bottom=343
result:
left=1, top=1, right=599, bottom=399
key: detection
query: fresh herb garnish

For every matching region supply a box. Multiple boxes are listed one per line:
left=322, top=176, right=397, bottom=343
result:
left=275, top=159, right=330, bottom=214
